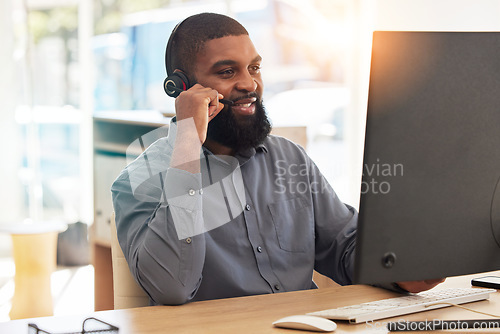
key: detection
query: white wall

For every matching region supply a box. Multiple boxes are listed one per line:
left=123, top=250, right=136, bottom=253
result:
left=0, top=0, right=22, bottom=254
left=375, top=0, right=500, bottom=31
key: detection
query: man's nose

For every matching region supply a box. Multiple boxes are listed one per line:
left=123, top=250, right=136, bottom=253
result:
left=235, top=71, right=258, bottom=92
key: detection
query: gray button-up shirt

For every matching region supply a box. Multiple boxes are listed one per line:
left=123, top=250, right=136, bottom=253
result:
left=111, top=120, right=357, bottom=305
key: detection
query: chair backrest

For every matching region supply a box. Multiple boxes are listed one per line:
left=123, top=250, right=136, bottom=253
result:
left=313, top=270, right=340, bottom=289
left=110, top=213, right=149, bottom=309
left=271, top=126, right=308, bottom=149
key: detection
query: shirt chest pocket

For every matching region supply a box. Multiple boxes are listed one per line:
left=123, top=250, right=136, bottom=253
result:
left=268, top=197, right=313, bottom=252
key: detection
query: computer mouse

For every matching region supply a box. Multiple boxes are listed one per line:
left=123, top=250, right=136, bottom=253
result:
left=272, top=314, right=337, bottom=332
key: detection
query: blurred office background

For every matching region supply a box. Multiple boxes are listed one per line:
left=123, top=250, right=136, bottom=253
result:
left=1, top=0, right=500, bottom=321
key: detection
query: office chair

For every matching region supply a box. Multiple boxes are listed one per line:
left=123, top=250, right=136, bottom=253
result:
left=271, top=126, right=308, bottom=149
left=110, top=213, right=149, bottom=309
left=313, top=271, right=339, bottom=289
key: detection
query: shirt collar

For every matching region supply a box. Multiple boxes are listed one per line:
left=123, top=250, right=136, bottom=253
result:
left=234, top=142, right=268, bottom=165
left=237, top=142, right=268, bottom=156
left=202, top=140, right=268, bottom=166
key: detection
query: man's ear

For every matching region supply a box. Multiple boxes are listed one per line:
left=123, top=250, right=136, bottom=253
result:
left=163, top=71, right=191, bottom=98
left=174, top=69, right=195, bottom=86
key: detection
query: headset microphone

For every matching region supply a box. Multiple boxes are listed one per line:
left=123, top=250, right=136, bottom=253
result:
left=163, top=79, right=234, bottom=106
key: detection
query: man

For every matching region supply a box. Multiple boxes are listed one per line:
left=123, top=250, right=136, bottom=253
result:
left=111, top=13, right=442, bottom=306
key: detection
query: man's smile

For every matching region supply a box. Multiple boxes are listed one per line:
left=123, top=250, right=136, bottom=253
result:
left=230, top=96, right=257, bottom=115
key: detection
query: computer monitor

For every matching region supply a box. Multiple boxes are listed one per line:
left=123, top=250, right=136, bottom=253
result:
left=354, top=31, right=500, bottom=284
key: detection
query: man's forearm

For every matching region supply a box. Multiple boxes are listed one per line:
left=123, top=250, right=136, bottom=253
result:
left=132, top=203, right=206, bottom=305
left=170, top=117, right=204, bottom=174
left=111, top=145, right=207, bottom=304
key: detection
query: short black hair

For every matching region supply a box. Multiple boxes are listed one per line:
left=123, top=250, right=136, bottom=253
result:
left=167, top=13, right=248, bottom=77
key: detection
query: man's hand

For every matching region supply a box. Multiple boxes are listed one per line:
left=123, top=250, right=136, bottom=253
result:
left=396, top=278, right=446, bottom=293
left=170, top=83, right=225, bottom=173
left=174, top=83, right=225, bottom=144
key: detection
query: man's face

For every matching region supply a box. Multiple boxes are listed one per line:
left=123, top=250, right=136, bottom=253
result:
left=192, top=35, right=264, bottom=116
left=191, top=35, right=271, bottom=151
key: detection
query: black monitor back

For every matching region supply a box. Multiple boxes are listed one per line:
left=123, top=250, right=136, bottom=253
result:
left=354, top=31, right=500, bottom=284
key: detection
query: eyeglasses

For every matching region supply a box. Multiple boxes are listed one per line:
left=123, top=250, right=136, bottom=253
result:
left=28, top=317, right=119, bottom=334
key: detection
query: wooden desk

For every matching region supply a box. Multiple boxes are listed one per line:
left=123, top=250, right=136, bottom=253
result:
left=2, top=272, right=498, bottom=333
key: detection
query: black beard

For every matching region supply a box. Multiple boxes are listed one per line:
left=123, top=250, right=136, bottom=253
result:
left=206, top=94, right=272, bottom=152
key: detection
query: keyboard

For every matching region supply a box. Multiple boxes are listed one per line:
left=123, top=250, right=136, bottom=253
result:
left=307, top=287, right=496, bottom=324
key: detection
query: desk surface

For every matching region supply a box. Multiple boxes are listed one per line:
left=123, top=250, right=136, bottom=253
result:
left=1, top=271, right=498, bottom=333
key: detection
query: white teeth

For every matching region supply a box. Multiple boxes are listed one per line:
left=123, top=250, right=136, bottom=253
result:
left=236, top=103, right=252, bottom=107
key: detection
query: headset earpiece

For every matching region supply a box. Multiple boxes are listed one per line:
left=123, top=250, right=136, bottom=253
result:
left=163, top=71, right=190, bottom=98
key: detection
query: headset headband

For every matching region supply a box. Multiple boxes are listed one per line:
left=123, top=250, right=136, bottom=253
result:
left=165, top=17, right=189, bottom=76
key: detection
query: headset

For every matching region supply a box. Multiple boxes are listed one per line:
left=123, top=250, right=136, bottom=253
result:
left=163, top=19, right=233, bottom=105
left=163, top=19, right=190, bottom=98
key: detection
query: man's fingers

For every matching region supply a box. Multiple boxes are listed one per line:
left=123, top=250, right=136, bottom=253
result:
left=396, top=278, right=446, bottom=293
left=208, top=94, right=225, bottom=119
left=424, top=278, right=446, bottom=285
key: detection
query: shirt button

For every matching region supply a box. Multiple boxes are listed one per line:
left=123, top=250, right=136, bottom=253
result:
left=199, top=189, right=203, bottom=195
left=186, top=237, right=192, bottom=244
left=274, top=284, right=280, bottom=291
left=245, top=204, right=251, bottom=211
left=257, top=246, right=262, bottom=253
left=188, top=189, right=196, bottom=196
